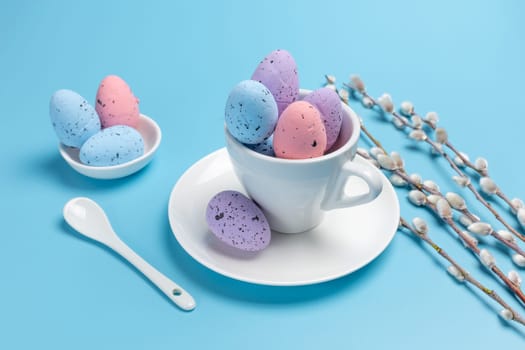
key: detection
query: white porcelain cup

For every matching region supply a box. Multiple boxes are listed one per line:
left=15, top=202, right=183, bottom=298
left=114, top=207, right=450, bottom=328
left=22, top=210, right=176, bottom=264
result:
left=225, top=89, right=383, bottom=233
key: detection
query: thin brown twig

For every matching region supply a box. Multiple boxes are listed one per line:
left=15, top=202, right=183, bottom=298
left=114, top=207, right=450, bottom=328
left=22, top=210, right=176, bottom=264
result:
left=356, top=136, right=525, bottom=258
left=354, top=119, right=525, bottom=305
left=347, top=83, right=525, bottom=243
left=399, top=218, right=525, bottom=326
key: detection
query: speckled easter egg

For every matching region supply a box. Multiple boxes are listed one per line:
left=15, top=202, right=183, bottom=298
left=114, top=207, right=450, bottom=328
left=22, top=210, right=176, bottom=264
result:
left=49, top=89, right=101, bottom=148
left=303, top=87, right=343, bottom=151
left=251, top=49, right=299, bottom=116
left=79, top=125, right=144, bottom=166
left=246, top=136, right=275, bottom=157
left=95, top=75, right=140, bottom=128
left=225, top=80, right=278, bottom=144
left=206, top=190, right=271, bottom=251
left=273, top=101, right=327, bottom=159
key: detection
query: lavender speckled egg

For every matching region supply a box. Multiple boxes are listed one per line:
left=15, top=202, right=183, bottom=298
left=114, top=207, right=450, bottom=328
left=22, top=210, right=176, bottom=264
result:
left=303, top=87, right=343, bottom=150
left=251, top=49, right=299, bottom=116
left=246, top=135, right=274, bottom=156
left=273, top=101, right=327, bottom=159
left=225, top=80, right=278, bottom=144
left=49, top=89, right=101, bottom=148
left=206, top=190, right=271, bottom=251
left=79, top=125, right=144, bottom=166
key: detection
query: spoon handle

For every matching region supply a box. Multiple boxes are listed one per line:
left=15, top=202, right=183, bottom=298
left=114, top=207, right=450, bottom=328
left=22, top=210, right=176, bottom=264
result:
left=109, top=237, right=196, bottom=311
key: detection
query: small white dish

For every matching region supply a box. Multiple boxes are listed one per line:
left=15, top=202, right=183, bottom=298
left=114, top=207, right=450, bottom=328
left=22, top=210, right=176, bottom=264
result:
left=58, top=114, right=161, bottom=179
left=168, top=148, right=400, bottom=286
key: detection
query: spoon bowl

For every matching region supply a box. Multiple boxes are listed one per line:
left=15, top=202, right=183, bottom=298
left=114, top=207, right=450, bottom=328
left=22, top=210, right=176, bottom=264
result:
left=59, top=114, right=161, bottom=180
left=63, top=197, right=196, bottom=311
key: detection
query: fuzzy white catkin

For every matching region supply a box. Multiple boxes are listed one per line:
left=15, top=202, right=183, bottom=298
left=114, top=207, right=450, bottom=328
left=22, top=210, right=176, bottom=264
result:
left=370, top=147, right=385, bottom=159
left=468, top=222, right=492, bottom=236
left=362, top=96, right=374, bottom=109
left=512, top=254, right=525, bottom=267
left=325, top=84, right=336, bottom=91
left=390, top=152, right=404, bottom=168
left=423, top=180, right=440, bottom=192
left=517, top=208, right=525, bottom=227
left=459, top=215, right=473, bottom=227
left=412, top=217, right=428, bottom=235
left=350, top=75, right=365, bottom=92
left=357, top=148, right=370, bottom=158
left=426, top=194, right=441, bottom=206
left=461, top=231, right=478, bottom=247
left=510, top=198, right=524, bottom=215
left=392, top=117, right=405, bottom=129
left=480, top=249, right=496, bottom=268
left=411, top=115, right=423, bottom=129
left=435, top=128, right=448, bottom=144
left=389, top=174, right=407, bottom=187
left=425, top=111, right=439, bottom=126
left=325, top=75, right=336, bottom=84
left=378, top=93, right=394, bottom=113
left=445, top=192, right=466, bottom=210
left=452, top=175, right=470, bottom=187
left=409, top=129, right=427, bottom=141
left=479, top=177, right=497, bottom=195
left=338, top=89, right=349, bottom=101
left=400, top=101, right=414, bottom=116
left=408, top=190, right=427, bottom=206
left=437, top=198, right=452, bottom=218
left=500, top=309, right=514, bottom=321
left=409, top=173, right=422, bottom=185
left=497, top=230, right=514, bottom=243
left=447, top=265, right=465, bottom=282
left=508, top=270, right=522, bottom=286
left=377, top=154, right=397, bottom=170
left=475, top=157, right=489, bottom=172
left=453, top=152, right=470, bottom=167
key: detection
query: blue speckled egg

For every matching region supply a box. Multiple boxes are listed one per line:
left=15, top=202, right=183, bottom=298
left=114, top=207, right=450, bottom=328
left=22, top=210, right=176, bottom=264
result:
left=79, top=125, right=144, bottom=166
left=225, top=80, right=278, bottom=144
left=246, top=135, right=275, bottom=157
left=49, top=89, right=101, bottom=148
left=206, top=190, right=271, bottom=251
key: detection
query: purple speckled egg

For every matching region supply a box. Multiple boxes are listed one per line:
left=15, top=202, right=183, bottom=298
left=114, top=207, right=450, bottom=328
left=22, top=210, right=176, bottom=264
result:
left=206, top=190, right=271, bottom=251
left=251, top=49, right=299, bottom=116
left=303, top=88, right=343, bottom=151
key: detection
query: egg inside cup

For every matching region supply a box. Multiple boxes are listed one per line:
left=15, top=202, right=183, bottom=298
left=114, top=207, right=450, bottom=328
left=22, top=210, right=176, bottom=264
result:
left=59, top=114, right=161, bottom=179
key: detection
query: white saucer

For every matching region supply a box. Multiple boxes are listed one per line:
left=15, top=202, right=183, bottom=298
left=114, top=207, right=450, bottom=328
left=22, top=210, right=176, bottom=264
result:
left=168, top=148, right=400, bottom=286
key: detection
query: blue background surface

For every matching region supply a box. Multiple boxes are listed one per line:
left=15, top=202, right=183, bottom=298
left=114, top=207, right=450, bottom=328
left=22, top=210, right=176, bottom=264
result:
left=2, top=0, right=525, bottom=348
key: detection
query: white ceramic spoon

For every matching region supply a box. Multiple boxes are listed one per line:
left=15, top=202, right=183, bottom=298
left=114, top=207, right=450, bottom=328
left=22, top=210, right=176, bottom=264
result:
left=63, top=197, right=196, bottom=311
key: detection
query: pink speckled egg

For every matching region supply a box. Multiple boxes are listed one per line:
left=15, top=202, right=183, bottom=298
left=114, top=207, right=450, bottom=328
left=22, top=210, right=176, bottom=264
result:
left=303, top=87, right=343, bottom=151
left=95, top=75, right=140, bottom=128
left=206, top=191, right=271, bottom=251
left=251, top=49, right=299, bottom=116
left=273, top=101, right=327, bottom=159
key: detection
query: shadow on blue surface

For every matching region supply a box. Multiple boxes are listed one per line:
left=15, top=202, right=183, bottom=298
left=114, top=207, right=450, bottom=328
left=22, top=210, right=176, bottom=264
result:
left=58, top=218, right=195, bottom=312
left=399, top=229, right=525, bottom=339
left=35, top=152, right=153, bottom=190
left=161, top=216, right=391, bottom=305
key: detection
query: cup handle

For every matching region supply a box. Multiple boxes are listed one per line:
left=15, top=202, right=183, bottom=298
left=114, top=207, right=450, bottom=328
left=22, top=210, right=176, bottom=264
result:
left=321, top=160, right=383, bottom=210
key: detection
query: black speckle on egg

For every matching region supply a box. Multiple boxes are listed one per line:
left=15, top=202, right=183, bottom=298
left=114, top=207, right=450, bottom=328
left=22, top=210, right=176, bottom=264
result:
left=205, top=190, right=271, bottom=252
